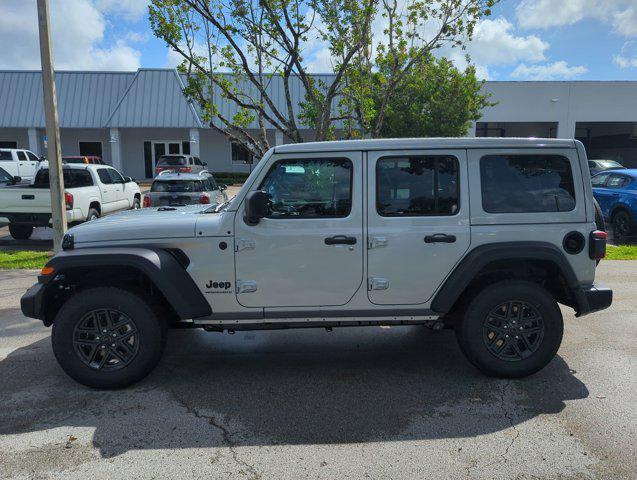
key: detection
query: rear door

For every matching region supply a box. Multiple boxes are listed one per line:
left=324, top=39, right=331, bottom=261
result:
left=367, top=149, right=470, bottom=305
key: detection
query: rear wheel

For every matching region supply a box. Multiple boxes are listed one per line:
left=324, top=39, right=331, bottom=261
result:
left=612, top=210, right=632, bottom=242
left=86, top=208, right=100, bottom=221
left=9, top=223, right=34, bottom=240
left=455, top=281, right=563, bottom=378
left=52, top=287, right=166, bottom=389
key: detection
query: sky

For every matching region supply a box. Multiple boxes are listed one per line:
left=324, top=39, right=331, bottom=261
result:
left=0, top=0, right=636, bottom=81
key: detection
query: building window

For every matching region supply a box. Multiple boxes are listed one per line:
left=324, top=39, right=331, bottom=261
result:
left=232, top=142, right=253, bottom=164
left=79, top=142, right=102, bottom=158
left=0, top=141, right=17, bottom=148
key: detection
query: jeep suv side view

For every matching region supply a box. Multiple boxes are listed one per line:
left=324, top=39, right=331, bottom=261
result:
left=20, top=138, right=612, bottom=388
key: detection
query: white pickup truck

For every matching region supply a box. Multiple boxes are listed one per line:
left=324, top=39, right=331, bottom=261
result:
left=0, top=164, right=141, bottom=239
left=0, top=148, right=42, bottom=181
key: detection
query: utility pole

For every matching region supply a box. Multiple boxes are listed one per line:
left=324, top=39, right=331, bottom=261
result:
left=37, top=0, right=66, bottom=252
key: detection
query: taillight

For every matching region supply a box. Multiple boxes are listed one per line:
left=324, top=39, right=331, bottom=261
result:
left=143, top=195, right=151, bottom=208
left=64, top=191, right=73, bottom=210
left=589, top=230, right=607, bottom=260
left=199, top=194, right=210, bottom=204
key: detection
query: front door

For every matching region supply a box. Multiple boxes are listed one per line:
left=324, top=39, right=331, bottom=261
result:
left=234, top=152, right=364, bottom=308
left=367, top=149, right=471, bottom=305
left=152, top=141, right=183, bottom=172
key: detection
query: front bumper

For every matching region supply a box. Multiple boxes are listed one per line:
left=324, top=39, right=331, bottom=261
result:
left=20, top=282, right=46, bottom=321
left=576, top=284, right=612, bottom=316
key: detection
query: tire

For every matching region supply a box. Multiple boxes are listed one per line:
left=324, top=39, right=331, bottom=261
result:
left=86, top=208, right=100, bottom=221
left=593, top=198, right=605, bottom=232
left=51, top=287, right=166, bottom=389
left=455, top=280, right=563, bottom=378
left=9, top=223, right=34, bottom=240
left=132, top=197, right=141, bottom=210
left=611, top=210, right=632, bottom=243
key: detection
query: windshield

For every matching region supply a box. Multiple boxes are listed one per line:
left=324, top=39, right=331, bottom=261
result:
left=33, top=169, right=94, bottom=188
left=597, top=160, right=623, bottom=168
left=157, top=156, right=186, bottom=166
left=151, top=180, right=202, bottom=192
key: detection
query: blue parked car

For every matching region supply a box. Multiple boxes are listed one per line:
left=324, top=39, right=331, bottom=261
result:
left=592, top=169, right=637, bottom=241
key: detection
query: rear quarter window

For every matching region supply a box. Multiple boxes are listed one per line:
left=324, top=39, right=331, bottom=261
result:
left=33, top=169, right=94, bottom=188
left=0, top=151, right=12, bottom=160
left=480, top=154, right=576, bottom=213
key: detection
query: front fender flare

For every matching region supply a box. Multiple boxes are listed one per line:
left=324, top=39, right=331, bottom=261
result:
left=39, top=247, right=211, bottom=321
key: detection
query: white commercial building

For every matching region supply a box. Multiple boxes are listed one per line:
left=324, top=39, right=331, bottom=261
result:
left=1, top=69, right=636, bottom=178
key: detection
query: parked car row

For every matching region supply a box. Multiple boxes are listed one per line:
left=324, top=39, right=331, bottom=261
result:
left=0, top=164, right=141, bottom=239
left=591, top=168, right=637, bottom=241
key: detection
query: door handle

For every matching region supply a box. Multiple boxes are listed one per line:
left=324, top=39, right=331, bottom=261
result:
left=424, top=234, right=456, bottom=244
left=324, top=235, right=357, bottom=245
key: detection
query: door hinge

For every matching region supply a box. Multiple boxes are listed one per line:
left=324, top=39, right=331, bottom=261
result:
left=236, top=280, right=258, bottom=294
left=368, top=236, right=388, bottom=249
left=235, top=238, right=256, bottom=252
left=368, top=277, right=390, bottom=291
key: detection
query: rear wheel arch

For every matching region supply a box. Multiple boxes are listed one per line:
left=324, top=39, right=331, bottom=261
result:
left=88, top=201, right=101, bottom=214
left=433, top=242, right=581, bottom=319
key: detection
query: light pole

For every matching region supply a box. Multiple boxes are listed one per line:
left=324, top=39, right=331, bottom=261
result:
left=37, top=0, right=67, bottom=252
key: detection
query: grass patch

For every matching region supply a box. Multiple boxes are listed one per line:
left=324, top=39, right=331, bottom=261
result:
left=0, top=250, right=51, bottom=269
left=606, top=244, right=637, bottom=260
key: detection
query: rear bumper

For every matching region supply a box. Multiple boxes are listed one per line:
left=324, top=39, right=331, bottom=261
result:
left=576, top=284, right=612, bottom=316
left=0, top=210, right=77, bottom=226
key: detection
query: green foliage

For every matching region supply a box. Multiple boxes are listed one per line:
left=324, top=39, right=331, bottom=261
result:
left=0, top=250, right=50, bottom=269
left=379, top=56, right=494, bottom=138
left=605, top=245, right=637, bottom=260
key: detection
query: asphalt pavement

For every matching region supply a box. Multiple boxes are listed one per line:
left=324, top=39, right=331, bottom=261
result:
left=0, top=261, right=635, bottom=479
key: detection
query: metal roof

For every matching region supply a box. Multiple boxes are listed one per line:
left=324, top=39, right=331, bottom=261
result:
left=273, top=137, right=577, bottom=153
left=0, top=70, right=134, bottom=128
left=106, top=69, right=202, bottom=128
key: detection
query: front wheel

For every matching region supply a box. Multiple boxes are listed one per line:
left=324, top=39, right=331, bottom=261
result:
left=455, top=281, right=563, bottom=378
left=612, top=210, right=632, bottom=242
left=52, top=287, right=166, bottom=389
left=132, top=197, right=141, bottom=209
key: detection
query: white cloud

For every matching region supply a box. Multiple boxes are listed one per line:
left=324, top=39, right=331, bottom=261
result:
left=511, top=61, right=588, bottom=80
left=0, top=0, right=141, bottom=70
left=96, top=0, right=149, bottom=21
left=439, top=17, right=549, bottom=79
left=516, top=0, right=637, bottom=38
left=613, top=41, right=637, bottom=69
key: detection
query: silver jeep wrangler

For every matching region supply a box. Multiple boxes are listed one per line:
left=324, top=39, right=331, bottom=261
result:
left=21, top=138, right=612, bottom=388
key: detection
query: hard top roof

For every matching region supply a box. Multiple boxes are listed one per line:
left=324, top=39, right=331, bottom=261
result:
left=273, top=137, right=577, bottom=154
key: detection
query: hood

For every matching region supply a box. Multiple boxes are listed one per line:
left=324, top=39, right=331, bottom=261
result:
left=70, top=205, right=211, bottom=244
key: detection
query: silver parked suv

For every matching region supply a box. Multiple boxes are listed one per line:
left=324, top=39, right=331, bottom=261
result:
left=21, top=138, right=612, bottom=388
left=143, top=170, right=228, bottom=207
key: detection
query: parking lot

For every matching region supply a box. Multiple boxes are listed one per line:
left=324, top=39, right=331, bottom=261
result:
left=0, top=261, right=635, bottom=479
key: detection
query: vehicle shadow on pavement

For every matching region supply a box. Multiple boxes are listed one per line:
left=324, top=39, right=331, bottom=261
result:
left=0, top=322, right=589, bottom=458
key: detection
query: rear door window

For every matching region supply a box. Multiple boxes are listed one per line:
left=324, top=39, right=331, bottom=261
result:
left=607, top=174, right=630, bottom=189
left=17, top=151, right=27, bottom=161
left=376, top=156, right=459, bottom=216
left=480, top=154, right=576, bottom=213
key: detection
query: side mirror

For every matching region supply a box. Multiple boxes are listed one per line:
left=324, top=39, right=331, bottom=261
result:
left=219, top=184, right=227, bottom=191
left=243, top=190, right=269, bottom=225
left=11, top=175, right=22, bottom=184
left=124, top=176, right=133, bottom=183
left=202, top=162, right=208, bottom=166
left=39, top=155, right=45, bottom=162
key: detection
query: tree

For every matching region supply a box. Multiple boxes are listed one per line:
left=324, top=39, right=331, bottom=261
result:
left=378, top=56, right=494, bottom=138
left=149, top=0, right=496, bottom=157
